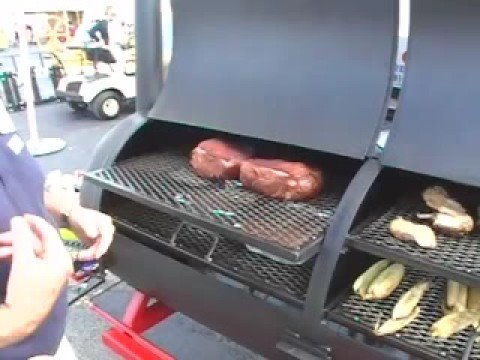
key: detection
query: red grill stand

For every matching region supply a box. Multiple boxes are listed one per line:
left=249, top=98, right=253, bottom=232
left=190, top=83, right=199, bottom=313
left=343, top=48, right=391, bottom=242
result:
left=91, top=291, right=175, bottom=360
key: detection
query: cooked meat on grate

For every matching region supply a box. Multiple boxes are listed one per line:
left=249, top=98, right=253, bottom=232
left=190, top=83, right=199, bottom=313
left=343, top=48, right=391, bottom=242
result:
left=239, top=159, right=323, bottom=201
left=422, top=186, right=467, bottom=216
left=190, top=138, right=252, bottom=180
left=417, top=212, right=474, bottom=235
left=389, top=217, right=437, bottom=248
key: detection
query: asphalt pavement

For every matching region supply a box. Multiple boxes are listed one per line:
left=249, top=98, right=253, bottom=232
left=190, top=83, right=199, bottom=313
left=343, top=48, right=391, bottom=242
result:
left=10, top=102, right=260, bottom=360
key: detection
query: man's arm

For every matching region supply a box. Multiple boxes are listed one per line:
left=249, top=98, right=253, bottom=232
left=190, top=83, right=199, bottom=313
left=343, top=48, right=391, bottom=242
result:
left=43, top=172, right=115, bottom=261
left=0, top=305, right=35, bottom=348
left=0, top=217, right=72, bottom=349
left=43, top=172, right=79, bottom=225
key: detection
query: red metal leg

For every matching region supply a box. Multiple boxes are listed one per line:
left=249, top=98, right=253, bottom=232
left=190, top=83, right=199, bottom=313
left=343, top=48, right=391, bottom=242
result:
left=102, top=328, right=174, bottom=360
left=90, top=291, right=175, bottom=360
left=122, top=292, right=173, bottom=333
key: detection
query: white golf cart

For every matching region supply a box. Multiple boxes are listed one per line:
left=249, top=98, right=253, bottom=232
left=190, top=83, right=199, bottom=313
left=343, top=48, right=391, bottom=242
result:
left=56, top=46, right=135, bottom=120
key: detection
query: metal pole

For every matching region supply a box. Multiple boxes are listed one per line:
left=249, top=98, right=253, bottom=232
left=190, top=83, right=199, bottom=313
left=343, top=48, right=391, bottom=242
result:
left=135, top=0, right=162, bottom=115
left=17, top=7, right=66, bottom=156
left=17, top=10, right=39, bottom=144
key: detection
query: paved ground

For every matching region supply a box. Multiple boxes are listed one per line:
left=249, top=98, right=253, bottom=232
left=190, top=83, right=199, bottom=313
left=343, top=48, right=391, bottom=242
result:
left=10, top=103, right=260, bottom=360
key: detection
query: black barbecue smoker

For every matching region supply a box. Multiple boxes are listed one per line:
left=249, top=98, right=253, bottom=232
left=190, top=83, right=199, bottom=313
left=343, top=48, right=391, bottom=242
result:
left=82, top=0, right=480, bottom=358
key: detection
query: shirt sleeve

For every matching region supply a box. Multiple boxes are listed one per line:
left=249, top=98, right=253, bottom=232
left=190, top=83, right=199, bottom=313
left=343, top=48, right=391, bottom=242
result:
left=0, top=99, right=15, bottom=134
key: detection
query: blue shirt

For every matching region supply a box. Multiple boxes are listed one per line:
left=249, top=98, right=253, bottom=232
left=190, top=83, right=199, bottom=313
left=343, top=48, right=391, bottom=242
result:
left=0, top=132, right=66, bottom=359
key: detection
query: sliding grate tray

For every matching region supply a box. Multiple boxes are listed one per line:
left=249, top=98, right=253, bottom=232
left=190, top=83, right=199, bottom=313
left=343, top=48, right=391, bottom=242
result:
left=86, top=152, right=348, bottom=263
left=329, top=268, right=480, bottom=359
left=349, top=190, right=480, bottom=286
left=105, top=195, right=313, bottom=306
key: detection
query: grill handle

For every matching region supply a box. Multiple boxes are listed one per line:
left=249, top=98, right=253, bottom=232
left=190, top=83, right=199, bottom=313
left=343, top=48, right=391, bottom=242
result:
left=299, top=158, right=381, bottom=338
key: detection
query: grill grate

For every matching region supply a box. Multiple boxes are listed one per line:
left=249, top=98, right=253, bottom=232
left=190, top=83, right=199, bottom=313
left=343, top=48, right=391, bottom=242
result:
left=87, top=152, right=348, bottom=263
left=329, top=268, right=480, bottom=359
left=349, top=189, right=480, bottom=285
left=105, top=195, right=313, bottom=305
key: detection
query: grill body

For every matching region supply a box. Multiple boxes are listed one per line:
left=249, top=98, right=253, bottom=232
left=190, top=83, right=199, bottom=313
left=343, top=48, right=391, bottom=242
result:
left=81, top=0, right=480, bottom=358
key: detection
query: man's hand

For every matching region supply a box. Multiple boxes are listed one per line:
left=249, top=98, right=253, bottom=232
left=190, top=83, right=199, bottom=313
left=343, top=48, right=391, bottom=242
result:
left=43, top=171, right=115, bottom=261
left=0, top=216, right=73, bottom=347
left=0, top=232, right=13, bottom=259
left=67, top=206, right=115, bottom=261
left=0, top=230, right=43, bottom=259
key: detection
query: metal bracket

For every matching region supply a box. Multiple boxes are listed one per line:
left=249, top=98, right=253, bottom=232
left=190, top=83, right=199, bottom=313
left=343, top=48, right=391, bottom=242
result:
left=204, top=234, right=220, bottom=262
left=276, top=330, right=331, bottom=360
left=170, top=221, right=186, bottom=246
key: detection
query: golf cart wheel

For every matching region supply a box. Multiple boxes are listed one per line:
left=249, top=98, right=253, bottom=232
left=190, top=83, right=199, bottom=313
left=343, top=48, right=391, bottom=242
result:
left=92, top=90, right=122, bottom=120
left=68, top=102, right=87, bottom=111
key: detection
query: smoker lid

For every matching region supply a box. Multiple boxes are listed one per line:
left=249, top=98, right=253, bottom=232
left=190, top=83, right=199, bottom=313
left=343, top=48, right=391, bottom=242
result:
left=149, top=0, right=397, bottom=160
left=382, top=0, right=480, bottom=187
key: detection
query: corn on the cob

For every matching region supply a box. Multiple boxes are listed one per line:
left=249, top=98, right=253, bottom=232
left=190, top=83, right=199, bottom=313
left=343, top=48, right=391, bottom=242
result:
left=389, top=217, right=437, bottom=248
left=468, top=287, right=480, bottom=328
left=456, top=284, right=468, bottom=312
left=446, top=280, right=460, bottom=309
left=445, top=281, right=468, bottom=313
left=364, top=263, right=405, bottom=300
left=431, top=311, right=480, bottom=338
left=374, top=306, right=420, bottom=336
left=392, top=281, right=429, bottom=320
left=353, top=259, right=390, bottom=299
left=468, top=287, right=480, bottom=312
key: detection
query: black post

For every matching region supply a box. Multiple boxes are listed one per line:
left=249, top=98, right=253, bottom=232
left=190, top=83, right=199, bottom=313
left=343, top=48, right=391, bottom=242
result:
left=135, top=0, right=163, bottom=115
left=2, top=72, right=23, bottom=111
left=30, top=67, right=41, bottom=104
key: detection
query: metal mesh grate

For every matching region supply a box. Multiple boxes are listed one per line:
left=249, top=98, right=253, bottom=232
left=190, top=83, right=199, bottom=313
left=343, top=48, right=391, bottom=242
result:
left=105, top=195, right=313, bottom=304
left=87, top=152, right=348, bottom=262
left=349, top=190, right=480, bottom=282
left=329, top=268, right=480, bottom=359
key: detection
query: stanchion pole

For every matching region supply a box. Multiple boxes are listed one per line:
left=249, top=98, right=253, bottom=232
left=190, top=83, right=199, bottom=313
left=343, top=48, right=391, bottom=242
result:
left=17, top=7, right=66, bottom=156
